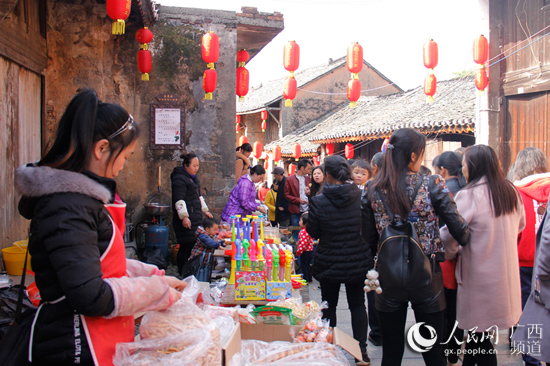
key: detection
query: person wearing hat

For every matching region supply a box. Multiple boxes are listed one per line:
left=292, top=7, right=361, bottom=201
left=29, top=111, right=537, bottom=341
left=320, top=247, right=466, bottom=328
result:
left=272, top=166, right=290, bottom=226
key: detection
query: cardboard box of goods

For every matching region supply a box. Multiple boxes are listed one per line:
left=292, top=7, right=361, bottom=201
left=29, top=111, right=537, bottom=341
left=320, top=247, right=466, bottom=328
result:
left=222, top=322, right=362, bottom=365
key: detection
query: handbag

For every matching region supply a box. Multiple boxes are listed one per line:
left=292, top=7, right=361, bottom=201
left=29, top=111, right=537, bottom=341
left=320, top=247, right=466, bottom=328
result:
left=0, top=245, right=37, bottom=366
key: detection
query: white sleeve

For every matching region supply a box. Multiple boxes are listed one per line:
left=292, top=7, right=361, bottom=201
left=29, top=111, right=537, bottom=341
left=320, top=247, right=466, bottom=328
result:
left=200, top=196, right=209, bottom=213
left=175, top=200, right=189, bottom=219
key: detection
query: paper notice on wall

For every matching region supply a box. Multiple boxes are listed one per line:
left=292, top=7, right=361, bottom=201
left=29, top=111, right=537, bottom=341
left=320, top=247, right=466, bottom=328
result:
left=155, top=108, right=181, bottom=144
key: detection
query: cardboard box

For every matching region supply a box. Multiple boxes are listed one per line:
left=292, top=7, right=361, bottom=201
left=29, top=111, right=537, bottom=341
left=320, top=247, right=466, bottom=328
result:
left=222, top=322, right=362, bottom=365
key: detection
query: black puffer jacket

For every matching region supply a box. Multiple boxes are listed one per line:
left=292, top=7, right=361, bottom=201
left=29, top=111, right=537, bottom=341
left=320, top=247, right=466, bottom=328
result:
left=307, top=182, right=373, bottom=283
left=171, top=166, right=203, bottom=244
left=15, top=164, right=116, bottom=365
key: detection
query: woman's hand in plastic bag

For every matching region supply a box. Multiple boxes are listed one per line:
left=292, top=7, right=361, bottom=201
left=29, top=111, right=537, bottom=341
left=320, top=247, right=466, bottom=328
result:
left=164, top=276, right=187, bottom=292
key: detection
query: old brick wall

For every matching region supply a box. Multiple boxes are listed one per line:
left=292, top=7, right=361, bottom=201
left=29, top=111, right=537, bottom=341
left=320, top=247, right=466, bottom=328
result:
left=45, top=1, right=236, bottom=232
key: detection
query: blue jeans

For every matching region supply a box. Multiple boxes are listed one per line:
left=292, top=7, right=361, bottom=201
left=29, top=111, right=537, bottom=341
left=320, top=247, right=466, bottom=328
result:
left=291, top=213, right=301, bottom=241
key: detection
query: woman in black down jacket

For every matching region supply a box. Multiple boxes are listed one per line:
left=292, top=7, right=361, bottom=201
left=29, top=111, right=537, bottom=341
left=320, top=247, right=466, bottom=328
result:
left=171, top=152, right=213, bottom=273
left=306, top=155, right=373, bottom=365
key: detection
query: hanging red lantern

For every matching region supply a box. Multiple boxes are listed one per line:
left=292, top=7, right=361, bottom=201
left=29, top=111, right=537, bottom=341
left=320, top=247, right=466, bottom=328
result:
left=135, top=28, right=153, bottom=45
left=423, top=39, right=438, bottom=70
left=137, top=49, right=152, bottom=81
left=239, top=136, right=249, bottom=146
left=236, top=67, right=249, bottom=102
left=264, top=160, right=269, bottom=170
left=345, top=143, right=354, bottom=160
left=202, top=32, right=219, bottom=69
left=261, top=110, right=268, bottom=121
left=273, top=145, right=282, bottom=163
left=473, top=35, right=489, bottom=66
left=312, top=156, right=320, bottom=167
left=347, top=42, right=363, bottom=75
left=284, top=41, right=300, bottom=73
left=475, top=68, right=489, bottom=92
left=236, top=123, right=241, bottom=132
left=325, top=143, right=334, bottom=155
left=424, top=74, right=437, bottom=103
left=237, top=49, right=250, bottom=67
left=293, top=143, right=302, bottom=161
left=253, top=141, right=263, bottom=159
left=347, top=79, right=361, bottom=108
left=106, top=0, right=131, bottom=35
left=289, top=164, right=296, bottom=176
left=236, top=115, right=241, bottom=125
left=203, top=69, right=217, bottom=100
left=261, top=121, right=267, bottom=132
left=284, top=76, right=297, bottom=107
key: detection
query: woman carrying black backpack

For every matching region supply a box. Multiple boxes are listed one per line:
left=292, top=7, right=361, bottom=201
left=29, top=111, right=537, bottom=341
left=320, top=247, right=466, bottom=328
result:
left=361, top=128, right=469, bottom=366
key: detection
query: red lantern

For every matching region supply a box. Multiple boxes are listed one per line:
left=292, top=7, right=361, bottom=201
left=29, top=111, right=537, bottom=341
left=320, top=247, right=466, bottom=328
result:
left=273, top=145, right=282, bottom=163
left=236, top=115, right=241, bottom=125
left=347, top=79, right=361, bottom=108
left=135, top=28, right=153, bottom=45
left=202, top=32, right=219, bottom=69
left=239, top=136, right=249, bottom=146
left=325, top=143, right=334, bottom=155
left=253, top=141, right=263, bottom=159
left=236, top=67, right=249, bottom=102
left=264, top=160, right=269, bottom=170
left=289, top=164, right=296, bottom=176
left=423, top=39, right=438, bottom=70
left=106, top=0, right=131, bottom=35
left=237, top=49, right=250, bottom=67
left=475, top=68, right=489, bottom=92
left=261, top=110, right=268, bottom=121
left=347, top=42, right=363, bottom=74
left=473, top=35, right=489, bottom=66
left=203, top=69, right=217, bottom=100
left=236, top=123, right=241, bottom=132
left=345, top=143, right=354, bottom=160
left=293, top=143, right=302, bottom=161
left=261, top=120, right=267, bottom=132
left=137, top=49, right=152, bottom=81
left=424, top=74, right=437, bottom=103
left=284, top=76, right=297, bottom=107
left=284, top=41, right=300, bottom=73
left=312, top=156, right=320, bottom=167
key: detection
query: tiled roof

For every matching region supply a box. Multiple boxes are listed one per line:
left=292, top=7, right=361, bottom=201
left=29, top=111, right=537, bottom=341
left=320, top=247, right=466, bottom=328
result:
left=264, top=76, right=476, bottom=155
left=237, top=56, right=397, bottom=113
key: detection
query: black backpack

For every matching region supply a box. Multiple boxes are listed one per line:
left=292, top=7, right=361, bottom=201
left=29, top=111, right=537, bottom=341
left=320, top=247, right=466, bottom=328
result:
left=375, top=176, right=432, bottom=290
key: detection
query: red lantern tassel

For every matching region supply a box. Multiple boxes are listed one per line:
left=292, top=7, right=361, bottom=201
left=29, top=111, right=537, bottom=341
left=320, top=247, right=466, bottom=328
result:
left=112, top=19, right=125, bottom=35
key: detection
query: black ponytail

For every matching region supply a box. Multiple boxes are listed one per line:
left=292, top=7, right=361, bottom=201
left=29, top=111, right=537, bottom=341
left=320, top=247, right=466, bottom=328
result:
left=324, top=155, right=352, bottom=182
left=434, top=151, right=466, bottom=187
left=236, top=143, right=252, bottom=153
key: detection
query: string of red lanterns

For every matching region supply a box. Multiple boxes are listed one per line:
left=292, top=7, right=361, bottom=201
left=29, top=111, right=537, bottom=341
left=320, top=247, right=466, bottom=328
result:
left=423, top=39, right=438, bottom=103
left=346, top=42, right=363, bottom=108
left=106, top=0, right=131, bottom=35
left=473, top=35, right=489, bottom=93
left=202, top=32, right=219, bottom=100
left=283, top=41, right=300, bottom=107
left=261, top=110, right=268, bottom=132
left=236, top=49, right=250, bottom=102
left=136, top=28, right=153, bottom=81
left=235, top=115, right=241, bottom=132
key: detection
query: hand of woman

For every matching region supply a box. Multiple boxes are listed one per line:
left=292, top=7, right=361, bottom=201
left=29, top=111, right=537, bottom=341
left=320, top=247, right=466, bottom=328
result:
left=182, top=217, right=191, bottom=229
left=204, top=211, right=213, bottom=219
left=164, top=276, right=188, bottom=292
left=258, top=206, right=267, bottom=214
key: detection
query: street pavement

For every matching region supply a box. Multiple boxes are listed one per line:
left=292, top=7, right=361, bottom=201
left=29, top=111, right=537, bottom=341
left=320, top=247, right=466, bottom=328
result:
left=301, top=278, right=539, bottom=366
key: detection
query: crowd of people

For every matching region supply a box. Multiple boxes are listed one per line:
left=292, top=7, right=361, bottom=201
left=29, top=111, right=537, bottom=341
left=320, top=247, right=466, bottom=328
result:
left=12, top=88, right=550, bottom=366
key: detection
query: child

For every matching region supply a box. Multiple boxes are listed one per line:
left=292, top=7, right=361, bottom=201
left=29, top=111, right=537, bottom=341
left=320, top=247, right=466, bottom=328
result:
left=352, top=160, right=372, bottom=191
left=183, top=218, right=226, bottom=279
left=296, top=212, right=314, bottom=283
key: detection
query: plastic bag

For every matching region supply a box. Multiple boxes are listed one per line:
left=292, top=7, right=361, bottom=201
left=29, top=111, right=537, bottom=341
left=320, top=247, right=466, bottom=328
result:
left=142, top=247, right=168, bottom=270
left=203, top=305, right=239, bottom=322
left=272, top=296, right=326, bottom=325
left=201, top=279, right=228, bottom=306
left=212, top=315, right=236, bottom=346
left=238, top=304, right=257, bottom=324
left=181, top=275, right=200, bottom=303
left=113, top=328, right=214, bottom=366
left=292, top=318, right=333, bottom=344
left=228, top=340, right=349, bottom=366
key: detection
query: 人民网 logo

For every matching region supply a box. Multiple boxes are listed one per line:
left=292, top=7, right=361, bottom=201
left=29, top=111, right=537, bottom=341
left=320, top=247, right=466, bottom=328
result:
left=407, top=322, right=438, bottom=353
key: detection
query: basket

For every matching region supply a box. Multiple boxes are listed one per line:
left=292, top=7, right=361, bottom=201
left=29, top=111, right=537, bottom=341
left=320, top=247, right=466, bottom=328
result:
left=2, top=240, right=32, bottom=275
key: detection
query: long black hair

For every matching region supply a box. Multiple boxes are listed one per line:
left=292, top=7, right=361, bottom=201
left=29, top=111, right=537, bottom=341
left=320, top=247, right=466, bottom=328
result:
left=310, top=164, right=326, bottom=197
left=39, top=88, right=139, bottom=172
left=236, top=143, right=252, bottom=153
left=433, top=151, right=466, bottom=187
left=370, top=128, right=426, bottom=218
left=464, top=145, right=519, bottom=217
left=324, top=155, right=352, bottom=183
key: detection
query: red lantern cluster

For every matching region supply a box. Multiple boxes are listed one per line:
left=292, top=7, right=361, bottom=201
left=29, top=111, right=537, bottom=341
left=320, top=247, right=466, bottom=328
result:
left=293, top=143, right=302, bottom=161
left=345, top=143, right=354, bottom=160
left=135, top=28, right=153, bottom=81
left=261, top=110, right=268, bottom=132
left=235, top=115, right=241, bottom=132
left=347, top=42, right=363, bottom=108
left=283, top=41, right=300, bottom=107
left=236, top=49, right=250, bottom=102
left=253, top=141, right=263, bottom=159
left=473, top=35, right=489, bottom=93
left=273, top=145, right=282, bottom=165
left=325, top=143, right=334, bottom=156
left=202, top=32, right=219, bottom=100
left=423, top=39, right=438, bottom=103
left=107, top=0, right=131, bottom=35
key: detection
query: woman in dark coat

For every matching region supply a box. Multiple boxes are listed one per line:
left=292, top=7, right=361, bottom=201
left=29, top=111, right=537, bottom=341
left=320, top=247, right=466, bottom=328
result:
left=306, top=155, right=372, bottom=365
left=171, top=153, right=212, bottom=273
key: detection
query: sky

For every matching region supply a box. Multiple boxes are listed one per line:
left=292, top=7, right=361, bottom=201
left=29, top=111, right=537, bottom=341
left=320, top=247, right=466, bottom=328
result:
left=158, top=0, right=484, bottom=91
